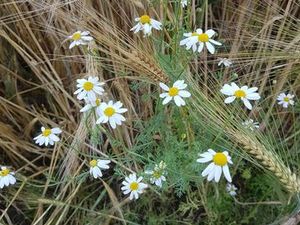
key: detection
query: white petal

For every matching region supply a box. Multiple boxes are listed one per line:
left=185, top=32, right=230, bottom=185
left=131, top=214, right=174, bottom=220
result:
left=49, top=134, right=59, bottom=142
left=192, top=44, right=197, bottom=52
left=206, top=42, right=215, bottom=54
left=205, top=29, right=215, bottom=38
left=129, top=192, right=134, bottom=200
left=183, top=32, right=192, bottom=37
left=77, top=90, right=87, bottom=100
left=247, top=87, right=258, bottom=93
left=143, top=24, right=152, bottom=35
left=160, top=93, right=168, bottom=98
left=224, top=96, right=236, bottom=104
left=81, top=31, right=90, bottom=35
left=197, top=156, right=213, bottom=163
left=87, top=91, right=96, bottom=102
left=51, top=128, right=62, bottom=134
left=159, top=82, right=169, bottom=91
left=242, top=98, right=252, bottom=110
left=69, top=41, right=76, bottom=49
left=174, top=96, right=185, bottom=106
left=8, top=175, right=16, bottom=185
left=220, top=84, right=235, bottom=95
left=196, top=28, right=203, bottom=34
left=246, top=93, right=261, bottom=100
left=80, top=104, right=92, bottom=112
left=180, top=38, right=190, bottom=46
left=207, top=149, right=216, bottom=155
left=173, top=80, right=184, bottom=87
left=201, top=162, right=215, bottom=177
left=123, top=188, right=131, bottom=195
left=231, top=82, right=240, bottom=91
left=223, top=165, right=232, bottom=182
left=198, top=42, right=204, bottom=53
left=207, top=167, right=215, bottom=181
left=214, top=166, right=222, bottom=182
left=179, top=90, right=191, bottom=98
left=109, top=118, right=117, bottom=129
left=92, top=167, right=102, bottom=178
left=162, top=96, right=172, bottom=105
left=209, top=39, right=222, bottom=46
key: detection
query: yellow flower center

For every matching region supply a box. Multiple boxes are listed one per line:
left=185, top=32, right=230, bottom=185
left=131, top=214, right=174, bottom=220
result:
left=0, top=168, right=10, bottom=177
left=198, top=33, right=209, bottom=42
left=95, top=98, right=101, bottom=106
left=213, top=152, right=228, bottom=166
left=153, top=171, right=162, bottom=179
left=83, top=81, right=94, bottom=91
left=89, top=159, right=97, bottom=167
left=42, top=129, right=52, bottom=137
left=283, top=97, right=289, bottom=102
left=130, top=182, right=139, bottom=191
left=140, top=15, right=151, bottom=24
left=72, top=32, right=81, bottom=41
left=191, top=33, right=209, bottom=42
left=104, top=107, right=116, bottom=117
left=168, top=87, right=179, bottom=97
left=234, top=90, right=246, bottom=98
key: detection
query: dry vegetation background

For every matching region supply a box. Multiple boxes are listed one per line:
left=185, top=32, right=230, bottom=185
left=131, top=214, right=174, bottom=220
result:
left=0, top=0, right=300, bottom=224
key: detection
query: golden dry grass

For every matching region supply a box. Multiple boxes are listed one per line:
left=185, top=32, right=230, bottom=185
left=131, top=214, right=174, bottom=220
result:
left=0, top=0, right=300, bottom=224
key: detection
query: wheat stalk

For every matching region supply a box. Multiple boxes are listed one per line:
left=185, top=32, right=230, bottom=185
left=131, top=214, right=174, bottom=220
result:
left=234, top=132, right=300, bottom=193
left=130, top=50, right=169, bottom=83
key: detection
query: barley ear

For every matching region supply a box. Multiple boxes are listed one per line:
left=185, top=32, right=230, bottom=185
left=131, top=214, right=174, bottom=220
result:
left=235, top=133, right=300, bottom=193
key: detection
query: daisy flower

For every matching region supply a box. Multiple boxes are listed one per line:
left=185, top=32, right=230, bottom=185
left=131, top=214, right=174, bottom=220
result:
left=130, top=15, right=162, bottom=36
left=180, top=28, right=222, bottom=54
left=226, top=183, right=238, bottom=197
left=181, top=0, right=188, bottom=7
left=121, top=173, right=148, bottom=200
left=74, top=76, right=105, bottom=102
left=0, top=166, right=16, bottom=189
left=89, top=159, right=111, bottom=179
left=218, top=58, right=233, bottom=67
left=96, top=100, right=127, bottom=129
left=277, top=93, right=295, bottom=108
left=242, top=119, right=259, bottom=131
left=80, top=97, right=101, bottom=113
left=34, top=127, right=62, bottom=146
left=145, top=161, right=167, bottom=188
left=159, top=80, right=191, bottom=106
left=220, top=82, right=261, bottom=110
left=197, top=149, right=233, bottom=183
left=68, top=31, right=93, bottom=49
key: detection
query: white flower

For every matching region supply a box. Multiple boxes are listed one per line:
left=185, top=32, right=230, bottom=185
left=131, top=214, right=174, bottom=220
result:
left=220, top=82, right=261, bottom=110
left=197, top=149, right=233, bottom=183
left=33, top=127, right=62, bottom=146
left=0, top=166, right=16, bottom=189
left=277, top=93, right=295, bottom=108
left=96, top=101, right=127, bottom=129
left=80, top=97, right=101, bottom=113
left=242, top=119, right=259, bottom=131
left=159, top=80, right=191, bottom=106
left=145, top=161, right=167, bottom=188
left=121, top=173, right=148, bottom=200
left=180, top=29, right=222, bottom=54
left=218, top=58, right=233, bottom=67
left=74, top=76, right=105, bottom=102
left=68, top=31, right=93, bottom=49
left=130, top=15, right=162, bottom=36
left=181, top=0, right=188, bottom=7
left=89, top=159, right=111, bottom=179
left=226, top=183, right=237, bottom=196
